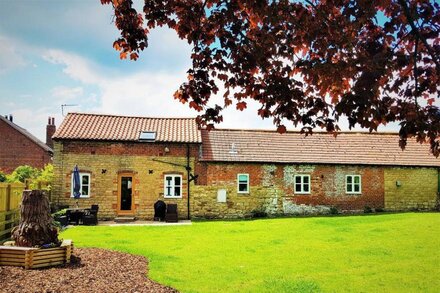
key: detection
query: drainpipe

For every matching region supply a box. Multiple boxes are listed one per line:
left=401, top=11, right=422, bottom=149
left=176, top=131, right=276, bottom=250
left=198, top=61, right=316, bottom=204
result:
left=186, top=144, right=191, bottom=220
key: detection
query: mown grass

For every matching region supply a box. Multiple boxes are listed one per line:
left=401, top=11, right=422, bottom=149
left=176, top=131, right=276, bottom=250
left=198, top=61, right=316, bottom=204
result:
left=61, top=213, right=440, bottom=293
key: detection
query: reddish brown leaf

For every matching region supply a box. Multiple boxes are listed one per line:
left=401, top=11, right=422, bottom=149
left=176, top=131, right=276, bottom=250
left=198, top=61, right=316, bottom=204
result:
left=236, top=101, right=247, bottom=111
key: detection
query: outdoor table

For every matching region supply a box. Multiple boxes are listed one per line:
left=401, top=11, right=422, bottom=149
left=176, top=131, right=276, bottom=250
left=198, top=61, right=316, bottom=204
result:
left=66, top=208, right=91, bottom=225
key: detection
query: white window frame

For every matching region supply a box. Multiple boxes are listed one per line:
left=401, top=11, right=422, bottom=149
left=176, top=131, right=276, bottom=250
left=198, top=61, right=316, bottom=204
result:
left=164, top=174, right=183, bottom=198
left=237, top=173, right=249, bottom=194
left=346, top=175, right=362, bottom=194
left=294, top=174, right=311, bottom=194
left=71, top=173, right=91, bottom=198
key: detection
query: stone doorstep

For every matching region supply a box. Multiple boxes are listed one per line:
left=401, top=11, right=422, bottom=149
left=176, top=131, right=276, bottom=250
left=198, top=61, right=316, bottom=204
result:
left=113, top=216, right=136, bottom=223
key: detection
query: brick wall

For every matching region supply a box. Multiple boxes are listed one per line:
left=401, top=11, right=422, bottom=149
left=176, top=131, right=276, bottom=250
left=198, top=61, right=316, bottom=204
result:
left=52, top=141, right=199, bottom=220
left=384, top=167, right=439, bottom=210
left=191, top=163, right=385, bottom=218
left=0, top=119, right=52, bottom=173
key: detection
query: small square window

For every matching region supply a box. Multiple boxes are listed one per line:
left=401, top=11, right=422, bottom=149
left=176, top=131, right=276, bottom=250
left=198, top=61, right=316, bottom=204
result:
left=346, top=175, right=361, bottom=194
left=237, top=174, right=249, bottom=194
left=71, top=173, right=91, bottom=198
left=164, top=174, right=182, bottom=198
left=294, top=175, right=311, bottom=194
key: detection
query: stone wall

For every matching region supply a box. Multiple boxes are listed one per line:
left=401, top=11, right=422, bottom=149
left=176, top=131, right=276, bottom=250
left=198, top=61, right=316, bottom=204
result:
left=191, top=163, right=386, bottom=218
left=52, top=140, right=439, bottom=220
left=52, top=141, right=199, bottom=219
left=384, top=167, right=439, bottom=210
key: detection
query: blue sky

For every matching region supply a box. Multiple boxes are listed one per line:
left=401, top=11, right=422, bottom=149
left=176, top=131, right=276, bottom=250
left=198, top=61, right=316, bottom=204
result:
left=0, top=0, right=406, bottom=142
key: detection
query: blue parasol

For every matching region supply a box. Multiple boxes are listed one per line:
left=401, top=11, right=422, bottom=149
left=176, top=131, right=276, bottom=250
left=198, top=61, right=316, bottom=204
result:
left=73, top=165, right=81, bottom=202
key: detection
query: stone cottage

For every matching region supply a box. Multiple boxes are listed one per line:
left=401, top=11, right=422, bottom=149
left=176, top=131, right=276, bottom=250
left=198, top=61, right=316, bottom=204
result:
left=52, top=113, right=440, bottom=219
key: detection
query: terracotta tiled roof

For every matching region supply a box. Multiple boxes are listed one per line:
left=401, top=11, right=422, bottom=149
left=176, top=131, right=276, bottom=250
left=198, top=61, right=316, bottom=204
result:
left=0, top=115, right=53, bottom=153
left=53, top=113, right=202, bottom=143
left=201, top=129, right=440, bottom=167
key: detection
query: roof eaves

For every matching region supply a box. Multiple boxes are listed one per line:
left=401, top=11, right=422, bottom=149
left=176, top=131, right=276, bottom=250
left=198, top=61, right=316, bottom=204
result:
left=198, top=158, right=440, bottom=168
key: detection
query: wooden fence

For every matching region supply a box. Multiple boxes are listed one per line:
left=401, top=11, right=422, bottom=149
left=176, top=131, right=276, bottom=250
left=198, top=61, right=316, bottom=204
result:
left=0, top=183, right=24, bottom=241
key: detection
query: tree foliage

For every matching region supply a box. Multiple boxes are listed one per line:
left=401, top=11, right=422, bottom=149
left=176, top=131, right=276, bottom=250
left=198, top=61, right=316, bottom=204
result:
left=30, top=164, right=54, bottom=191
left=5, top=164, right=54, bottom=190
left=6, top=165, right=40, bottom=183
left=101, top=0, right=440, bottom=155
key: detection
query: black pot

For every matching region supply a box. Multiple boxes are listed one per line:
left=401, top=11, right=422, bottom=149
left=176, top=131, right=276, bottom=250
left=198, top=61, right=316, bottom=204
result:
left=55, top=215, right=68, bottom=226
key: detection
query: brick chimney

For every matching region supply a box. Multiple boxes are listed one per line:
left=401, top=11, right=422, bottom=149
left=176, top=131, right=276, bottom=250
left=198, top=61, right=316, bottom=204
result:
left=46, top=117, right=56, bottom=149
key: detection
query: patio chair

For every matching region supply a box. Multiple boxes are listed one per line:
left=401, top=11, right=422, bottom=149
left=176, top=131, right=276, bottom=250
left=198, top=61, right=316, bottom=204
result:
left=83, top=205, right=99, bottom=225
left=66, top=210, right=81, bottom=225
left=165, top=204, right=178, bottom=223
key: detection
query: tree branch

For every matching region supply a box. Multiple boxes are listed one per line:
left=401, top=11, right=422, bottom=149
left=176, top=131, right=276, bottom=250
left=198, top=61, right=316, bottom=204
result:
left=398, top=0, right=440, bottom=73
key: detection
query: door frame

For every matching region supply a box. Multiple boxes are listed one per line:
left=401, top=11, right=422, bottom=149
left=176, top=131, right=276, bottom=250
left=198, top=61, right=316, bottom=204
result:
left=117, top=173, right=135, bottom=215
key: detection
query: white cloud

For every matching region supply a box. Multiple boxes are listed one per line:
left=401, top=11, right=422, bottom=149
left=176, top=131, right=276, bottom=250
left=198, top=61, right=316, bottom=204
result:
left=10, top=108, right=63, bottom=144
left=42, top=47, right=285, bottom=130
left=51, top=86, right=83, bottom=101
left=43, top=49, right=104, bottom=84
left=41, top=48, right=406, bottom=133
left=0, top=36, right=27, bottom=74
left=94, top=72, right=195, bottom=117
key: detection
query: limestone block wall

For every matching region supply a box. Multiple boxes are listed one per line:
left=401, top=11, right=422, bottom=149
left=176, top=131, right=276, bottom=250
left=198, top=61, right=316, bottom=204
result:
left=52, top=141, right=198, bottom=219
left=384, top=167, right=439, bottom=210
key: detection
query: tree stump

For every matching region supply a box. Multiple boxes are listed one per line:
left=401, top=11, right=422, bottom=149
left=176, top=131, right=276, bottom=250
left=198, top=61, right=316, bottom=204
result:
left=12, top=190, right=60, bottom=247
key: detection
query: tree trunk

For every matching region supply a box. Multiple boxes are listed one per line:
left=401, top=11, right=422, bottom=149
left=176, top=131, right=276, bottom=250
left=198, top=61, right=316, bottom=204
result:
left=12, top=190, right=60, bottom=247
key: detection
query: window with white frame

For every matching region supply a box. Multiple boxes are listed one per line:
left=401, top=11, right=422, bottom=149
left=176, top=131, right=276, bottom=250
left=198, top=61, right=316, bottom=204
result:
left=164, top=174, right=182, bottom=198
left=71, top=173, right=91, bottom=198
left=346, top=175, right=361, bottom=194
left=237, top=174, right=249, bottom=194
left=294, top=174, right=311, bottom=194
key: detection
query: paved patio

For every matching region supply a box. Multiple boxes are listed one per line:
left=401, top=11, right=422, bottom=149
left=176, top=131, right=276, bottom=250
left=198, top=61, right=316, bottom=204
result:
left=96, top=220, right=192, bottom=227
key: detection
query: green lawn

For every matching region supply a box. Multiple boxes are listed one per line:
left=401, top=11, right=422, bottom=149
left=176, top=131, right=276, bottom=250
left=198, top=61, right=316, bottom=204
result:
left=61, top=213, right=440, bottom=293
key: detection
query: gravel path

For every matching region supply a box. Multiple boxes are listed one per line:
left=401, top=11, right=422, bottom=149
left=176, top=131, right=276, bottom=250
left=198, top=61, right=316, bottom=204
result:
left=0, top=248, right=178, bottom=293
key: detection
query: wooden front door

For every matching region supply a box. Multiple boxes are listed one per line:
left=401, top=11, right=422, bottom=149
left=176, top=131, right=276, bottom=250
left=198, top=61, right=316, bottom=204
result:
left=118, top=174, right=134, bottom=215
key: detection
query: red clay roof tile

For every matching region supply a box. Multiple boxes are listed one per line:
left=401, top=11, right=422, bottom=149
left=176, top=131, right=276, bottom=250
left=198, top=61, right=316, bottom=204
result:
left=53, top=113, right=201, bottom=143
left=200, top=129, right=440, bottom=167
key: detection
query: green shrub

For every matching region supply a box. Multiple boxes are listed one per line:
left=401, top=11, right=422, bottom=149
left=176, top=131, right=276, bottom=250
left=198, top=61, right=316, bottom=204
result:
left=6, top=165, right=40, bottom=183
left=251, top=210, right=268, bottom=218
left=52, top=208, right=67, bottom=218
left=364, top=206, right=373, bottom=213
left=30, top=164, right=54, bottom=190
left=0, top=171, right=6, bottom=182
left=329, top=206, right=339, bottom=215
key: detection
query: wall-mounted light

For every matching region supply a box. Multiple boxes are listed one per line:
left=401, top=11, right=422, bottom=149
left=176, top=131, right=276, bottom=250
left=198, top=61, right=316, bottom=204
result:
left=164, top=147, right=170, bottom=153
left=396, top=180, right=402, bottom=187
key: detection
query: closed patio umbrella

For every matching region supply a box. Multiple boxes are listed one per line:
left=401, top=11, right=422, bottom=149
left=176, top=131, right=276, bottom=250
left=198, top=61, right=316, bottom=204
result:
left=73, top=165, right=81, bottom=207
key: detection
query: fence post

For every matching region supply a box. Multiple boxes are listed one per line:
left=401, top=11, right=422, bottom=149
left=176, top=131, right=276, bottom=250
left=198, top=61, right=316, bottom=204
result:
left=5, top=184, right=11, bottom=232
left=6, top=184, right=11, bottom=212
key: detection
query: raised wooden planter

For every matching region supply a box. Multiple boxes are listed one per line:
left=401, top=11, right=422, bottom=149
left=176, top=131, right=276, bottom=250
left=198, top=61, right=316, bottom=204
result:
left=0, top=239, right=73, bottom=269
